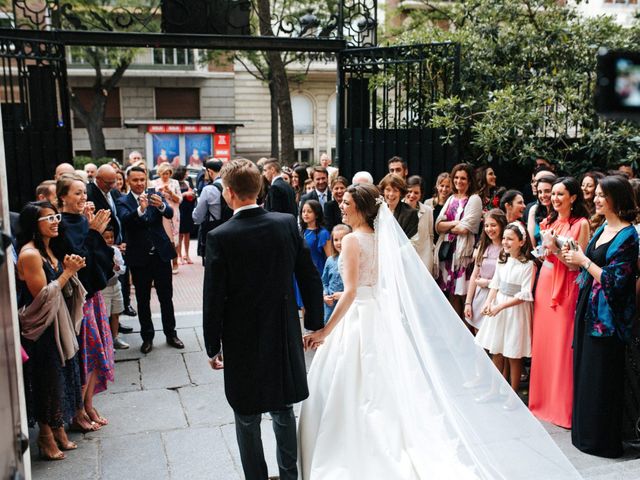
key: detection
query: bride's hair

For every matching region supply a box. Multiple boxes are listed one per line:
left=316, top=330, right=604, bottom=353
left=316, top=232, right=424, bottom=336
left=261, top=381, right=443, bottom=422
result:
left=346, top=183, right=381, bottom=229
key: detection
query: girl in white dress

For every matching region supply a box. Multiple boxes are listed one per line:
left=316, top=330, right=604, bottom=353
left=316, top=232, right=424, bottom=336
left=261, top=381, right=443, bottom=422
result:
left=475, top=222, right=535, bottom=407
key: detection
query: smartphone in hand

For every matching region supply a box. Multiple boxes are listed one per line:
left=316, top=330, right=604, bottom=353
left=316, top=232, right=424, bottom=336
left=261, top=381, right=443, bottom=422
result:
left=146, top=187, right=156, bottom=195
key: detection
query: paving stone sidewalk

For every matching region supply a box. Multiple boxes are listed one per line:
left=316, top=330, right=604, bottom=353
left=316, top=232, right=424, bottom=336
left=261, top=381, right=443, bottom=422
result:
left=28, top=244, right=640, bottom=479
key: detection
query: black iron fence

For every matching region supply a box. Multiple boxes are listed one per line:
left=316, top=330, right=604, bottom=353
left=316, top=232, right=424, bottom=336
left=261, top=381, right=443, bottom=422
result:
left=337, top=42, right=461, bottom=188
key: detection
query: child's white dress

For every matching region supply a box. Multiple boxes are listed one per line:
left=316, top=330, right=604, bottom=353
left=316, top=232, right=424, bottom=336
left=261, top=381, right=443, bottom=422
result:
left=475, top=257, right=534, bottom=359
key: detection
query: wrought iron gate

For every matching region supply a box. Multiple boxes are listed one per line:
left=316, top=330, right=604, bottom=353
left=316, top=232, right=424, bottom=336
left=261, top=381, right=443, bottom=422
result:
left=337, top=43, right=461, bottom=188
left=0, top=35, right=72, bottom=211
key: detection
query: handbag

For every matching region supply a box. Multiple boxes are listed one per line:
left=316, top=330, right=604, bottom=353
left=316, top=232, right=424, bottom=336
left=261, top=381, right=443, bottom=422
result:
left=439, top=240, right=454, bottom=262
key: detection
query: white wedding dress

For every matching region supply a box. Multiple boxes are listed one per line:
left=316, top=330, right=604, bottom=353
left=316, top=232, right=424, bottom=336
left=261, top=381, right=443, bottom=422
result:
left=298, top=203, right=582, bottom=480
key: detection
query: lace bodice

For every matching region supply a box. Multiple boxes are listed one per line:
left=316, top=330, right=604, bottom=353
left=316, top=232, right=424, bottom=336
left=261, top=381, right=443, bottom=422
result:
left=339, top=231, right=377, bottom=287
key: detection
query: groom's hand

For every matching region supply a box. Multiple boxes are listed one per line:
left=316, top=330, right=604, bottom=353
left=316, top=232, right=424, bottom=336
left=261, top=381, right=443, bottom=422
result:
left=209, top=353, right=224, bottom=370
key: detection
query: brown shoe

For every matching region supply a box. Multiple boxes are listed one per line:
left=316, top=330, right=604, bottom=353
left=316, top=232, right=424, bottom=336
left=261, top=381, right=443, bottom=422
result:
left=141, top=340, right=153, bottom=354
left=166, top=336, right=184, bottom=349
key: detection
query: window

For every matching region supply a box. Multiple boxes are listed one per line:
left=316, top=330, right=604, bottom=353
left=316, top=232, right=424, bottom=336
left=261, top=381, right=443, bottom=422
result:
left=295, top=149, right=313, bottom=164
left=153, top=48, right=195, bottom=66
left=292, top=94, right=314, bottom=134
left=72, top=87, right=122, bottom=128
left=155, top=88, right=200, bottom=119
left=328, top=95, right=337, bottom=134
left=68, top=47, right=110, bottom=66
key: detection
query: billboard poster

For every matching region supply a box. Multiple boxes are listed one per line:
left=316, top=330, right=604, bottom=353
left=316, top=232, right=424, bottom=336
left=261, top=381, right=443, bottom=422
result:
left=214, top=133, right=231, bottom=161
left=185, top=134, right=212, bottom=168
left=152, top=134, right=180, bottom=166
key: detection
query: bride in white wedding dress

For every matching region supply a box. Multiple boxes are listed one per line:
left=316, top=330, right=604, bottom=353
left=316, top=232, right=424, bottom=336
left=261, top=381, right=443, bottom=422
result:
left=298, top=183, right=582, bottom=480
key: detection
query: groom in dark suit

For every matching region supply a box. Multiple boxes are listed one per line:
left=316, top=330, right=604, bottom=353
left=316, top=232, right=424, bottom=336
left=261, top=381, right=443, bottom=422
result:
left=203, top=159, right=323, bottom=480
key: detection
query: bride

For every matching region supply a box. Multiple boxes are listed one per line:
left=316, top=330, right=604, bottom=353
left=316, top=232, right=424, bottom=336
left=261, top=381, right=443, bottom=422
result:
left=299, top=183, right=582, bottom=479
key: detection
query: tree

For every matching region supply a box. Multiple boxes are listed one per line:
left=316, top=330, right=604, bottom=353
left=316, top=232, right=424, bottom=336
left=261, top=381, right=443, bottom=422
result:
left=61, top=0, right=158, bottom=159
left=392, top=0, right=640, bottom=172
left=230, top=0, right=337, bottom=164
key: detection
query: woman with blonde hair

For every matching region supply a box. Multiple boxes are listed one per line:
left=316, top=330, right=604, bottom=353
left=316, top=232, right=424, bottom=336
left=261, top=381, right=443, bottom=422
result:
left=153, top=163, right=183, bottom=273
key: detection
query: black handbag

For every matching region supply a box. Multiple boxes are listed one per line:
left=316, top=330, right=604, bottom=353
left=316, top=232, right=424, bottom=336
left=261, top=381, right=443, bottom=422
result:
left=439, top=240, right=454, bottom=262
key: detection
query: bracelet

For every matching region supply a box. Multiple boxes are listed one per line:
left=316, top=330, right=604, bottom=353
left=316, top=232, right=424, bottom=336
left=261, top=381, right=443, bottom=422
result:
left=583, top=260, right=592, bottom=270
left=464, top=302, right=471, bottom=306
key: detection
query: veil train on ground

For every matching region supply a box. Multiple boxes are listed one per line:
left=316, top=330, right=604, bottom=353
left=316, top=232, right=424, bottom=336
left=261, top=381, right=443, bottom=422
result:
left=375, top=202, right=582, bottom=479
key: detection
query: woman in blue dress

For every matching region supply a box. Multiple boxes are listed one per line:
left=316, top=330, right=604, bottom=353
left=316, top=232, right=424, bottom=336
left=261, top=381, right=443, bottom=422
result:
left=300, top=199, right=332, bottom=274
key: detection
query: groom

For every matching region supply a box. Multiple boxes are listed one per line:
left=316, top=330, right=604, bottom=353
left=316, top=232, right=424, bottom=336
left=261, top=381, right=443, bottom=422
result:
left=203, top=159, right=323, bottom=480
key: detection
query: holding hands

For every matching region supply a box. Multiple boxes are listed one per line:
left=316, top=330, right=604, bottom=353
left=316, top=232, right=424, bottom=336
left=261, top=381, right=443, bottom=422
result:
left=304, top=329, right=327, bottom=351
left=481, top=301, right=502, bottom=317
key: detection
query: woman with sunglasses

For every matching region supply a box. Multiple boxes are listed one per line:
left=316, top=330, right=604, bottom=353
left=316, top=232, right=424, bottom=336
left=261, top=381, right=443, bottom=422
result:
left=16, top=201, right=86, bottom=460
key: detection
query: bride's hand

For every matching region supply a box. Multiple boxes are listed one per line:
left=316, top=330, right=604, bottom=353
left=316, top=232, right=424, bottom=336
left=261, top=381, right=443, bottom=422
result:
left=304, top=329, right=327, bottom=350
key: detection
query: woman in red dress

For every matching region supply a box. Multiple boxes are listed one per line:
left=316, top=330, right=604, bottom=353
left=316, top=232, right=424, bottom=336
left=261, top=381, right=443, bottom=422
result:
left=529, top=177, right=590, bottom=428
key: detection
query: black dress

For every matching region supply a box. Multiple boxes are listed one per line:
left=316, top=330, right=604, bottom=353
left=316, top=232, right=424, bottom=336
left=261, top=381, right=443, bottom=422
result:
left=19, top=258, right=82, bottom=428
left=179, top=179, right=195, bottom=234
left=572, top=232, right=626, bottom=457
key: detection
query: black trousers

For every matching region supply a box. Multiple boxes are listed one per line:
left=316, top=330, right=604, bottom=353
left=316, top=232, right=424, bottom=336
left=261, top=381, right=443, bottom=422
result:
left=234, top=406, right=297, bottom=480
left=129, top=254, right=176, bottom=341
left=118, top=269, right=131, bottom=308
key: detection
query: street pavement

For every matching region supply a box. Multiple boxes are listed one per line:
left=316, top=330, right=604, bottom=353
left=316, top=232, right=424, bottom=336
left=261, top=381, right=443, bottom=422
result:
left=29, top=242, right=640, bottom=479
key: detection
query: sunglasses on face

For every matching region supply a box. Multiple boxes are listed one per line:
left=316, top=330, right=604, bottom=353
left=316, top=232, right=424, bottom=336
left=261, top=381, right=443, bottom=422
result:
left=38, top=213, right=62, bottom=223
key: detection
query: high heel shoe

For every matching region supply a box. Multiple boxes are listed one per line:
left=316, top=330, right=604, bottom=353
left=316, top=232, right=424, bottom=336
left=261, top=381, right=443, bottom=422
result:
left=87, top=407, right=109, bottom=426
left=53, top=427, right=77, bottom=450
left=37, top=433, right=66, bottom=461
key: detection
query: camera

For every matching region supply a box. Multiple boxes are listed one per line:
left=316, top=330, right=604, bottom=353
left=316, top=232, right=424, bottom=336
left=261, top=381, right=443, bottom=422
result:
left=555, top=236, right=578, bottom=251
left=595, top=48, right=640, bottom=121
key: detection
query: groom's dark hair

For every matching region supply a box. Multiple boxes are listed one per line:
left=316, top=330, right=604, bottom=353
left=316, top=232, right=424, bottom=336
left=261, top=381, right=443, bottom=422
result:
left=220, top=159, right=262, bottom=200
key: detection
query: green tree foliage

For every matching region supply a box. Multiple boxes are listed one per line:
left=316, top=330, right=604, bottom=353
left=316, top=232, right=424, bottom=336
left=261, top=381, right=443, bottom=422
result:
left=63, top=0, right=159, bottom=159
left=395, top=0, right=640, bottom=172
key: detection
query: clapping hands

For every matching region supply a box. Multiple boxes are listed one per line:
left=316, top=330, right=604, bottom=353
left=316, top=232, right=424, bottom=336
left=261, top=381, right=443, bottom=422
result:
left=63, top=254, right=86, bottom=273
left=87, top=208, right=111, bottom=234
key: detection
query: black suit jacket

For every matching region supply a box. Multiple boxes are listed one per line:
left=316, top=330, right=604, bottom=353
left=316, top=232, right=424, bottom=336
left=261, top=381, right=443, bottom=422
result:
left=116, top=192, right=176, bottom=266
left=87, top=181, right=122, bottom=243
left=265, top=177, right=297, bottom=217
left=394, top=201, right=419, bottom=239
left=299, top=189, right=332, bottom=209
left=323, top=200, right=342, bottom=233
left=203, top=207, right=323, bottom=415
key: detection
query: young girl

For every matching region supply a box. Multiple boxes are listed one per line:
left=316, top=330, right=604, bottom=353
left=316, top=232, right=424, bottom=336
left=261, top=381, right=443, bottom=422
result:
left=475, top=222, right=535, bottom=408
left=300, top=199, right=332, bottom=274
left=321, top=224, right=351, bottom=324
left=464, top=209, right=507, bottom=333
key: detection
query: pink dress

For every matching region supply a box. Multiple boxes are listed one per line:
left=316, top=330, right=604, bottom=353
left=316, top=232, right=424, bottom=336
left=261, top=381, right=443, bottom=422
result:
left=529, top=217, right=587, bottom=428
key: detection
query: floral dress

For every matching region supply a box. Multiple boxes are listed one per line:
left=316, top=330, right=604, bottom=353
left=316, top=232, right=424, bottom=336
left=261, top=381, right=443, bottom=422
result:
left=436, top=197, right=474, bottom=296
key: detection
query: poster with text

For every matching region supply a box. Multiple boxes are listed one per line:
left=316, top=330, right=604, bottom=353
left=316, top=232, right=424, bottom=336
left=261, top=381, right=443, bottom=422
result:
left=152, top=134, right=180, bottom=166
left=214, top=133, right=231, bottom=161
left=185, top=134, right=212, bottom=168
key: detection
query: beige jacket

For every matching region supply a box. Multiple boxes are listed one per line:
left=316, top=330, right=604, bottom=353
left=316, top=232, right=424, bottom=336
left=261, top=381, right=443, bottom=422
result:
left=19, top=275, right=87, bottom=365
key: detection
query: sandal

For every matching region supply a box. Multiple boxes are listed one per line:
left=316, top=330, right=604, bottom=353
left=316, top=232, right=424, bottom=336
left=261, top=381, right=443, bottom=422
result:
left=37, top=433, right=65, bottom=461
left=53, top=427, right=77, bottom=450
left=87, top=407, right=109, bottom=426
left=70, top=412, right=101, bottom=432
left=184, top=256, right=193, bottom=264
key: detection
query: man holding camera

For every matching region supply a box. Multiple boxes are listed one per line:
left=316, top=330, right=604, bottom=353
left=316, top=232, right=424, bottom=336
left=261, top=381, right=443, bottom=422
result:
left=116, top=166, right=184, bottom=354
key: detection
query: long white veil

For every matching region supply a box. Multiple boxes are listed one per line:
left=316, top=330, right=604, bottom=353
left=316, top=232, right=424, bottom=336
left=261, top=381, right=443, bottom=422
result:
left=374, top=202, right=582, bottom=479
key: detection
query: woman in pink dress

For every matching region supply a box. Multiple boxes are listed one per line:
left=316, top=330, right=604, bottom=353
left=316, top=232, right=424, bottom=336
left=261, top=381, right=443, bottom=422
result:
left=529, top=177, right=590, bottom=428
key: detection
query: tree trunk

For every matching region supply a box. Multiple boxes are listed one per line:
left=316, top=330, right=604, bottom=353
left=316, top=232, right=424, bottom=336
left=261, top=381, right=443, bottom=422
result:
left=268, top=75, right=279, bottom=158
left=257, top=0, right=295, bottom=165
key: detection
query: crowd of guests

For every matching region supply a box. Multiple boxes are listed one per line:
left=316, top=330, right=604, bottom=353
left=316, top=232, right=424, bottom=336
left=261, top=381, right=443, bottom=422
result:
left=13, top=148, right=640, bottom=463
left=265, top=155, right=640, bottom=460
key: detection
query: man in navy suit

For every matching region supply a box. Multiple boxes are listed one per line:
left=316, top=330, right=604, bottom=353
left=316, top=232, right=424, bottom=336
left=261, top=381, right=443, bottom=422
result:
left=204, top=159, right=323, bottom=480
left=299, top=166, right=331, bottom=210
left=116, top=166, right=184, bottom=354
left=263, top=159, right=297, bottom=216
